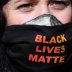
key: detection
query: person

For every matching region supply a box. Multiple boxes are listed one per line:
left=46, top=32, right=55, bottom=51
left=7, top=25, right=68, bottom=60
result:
left=0, top=0, right=72, bottom=72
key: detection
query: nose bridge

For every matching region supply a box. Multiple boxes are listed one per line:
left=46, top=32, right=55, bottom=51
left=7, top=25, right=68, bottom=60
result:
left=38, top=2, right=49, bottom=15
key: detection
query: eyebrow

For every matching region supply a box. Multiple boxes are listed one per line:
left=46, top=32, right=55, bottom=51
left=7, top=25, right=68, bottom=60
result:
left=14, top=0, right=39, bottom=3
left=51, top=0, right=69, bottom=1
left=14, top=0, right=70, bottom=4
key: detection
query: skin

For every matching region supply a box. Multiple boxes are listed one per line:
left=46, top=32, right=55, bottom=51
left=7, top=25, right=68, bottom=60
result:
left=3, top=0, right=72, bottom=26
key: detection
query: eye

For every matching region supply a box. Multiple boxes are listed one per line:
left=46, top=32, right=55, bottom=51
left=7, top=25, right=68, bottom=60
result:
left=18, top=3, right=33, bottom=8
left=49, top=1, right=69, bottom=10
left=17, top=3, right=34, bottom=12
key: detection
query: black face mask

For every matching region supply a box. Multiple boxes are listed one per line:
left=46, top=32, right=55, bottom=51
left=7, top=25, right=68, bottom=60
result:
left=2, top=14, right=72, bottom=72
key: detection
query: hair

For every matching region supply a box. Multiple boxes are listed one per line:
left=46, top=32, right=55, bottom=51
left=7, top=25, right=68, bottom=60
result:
left=0, top=0, right=9, bottom=34
left=0, top=0, right=9, bottom=9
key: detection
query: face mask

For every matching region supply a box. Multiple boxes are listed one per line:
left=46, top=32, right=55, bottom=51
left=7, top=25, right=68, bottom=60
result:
left=2, top=14, right=72, bottom=72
